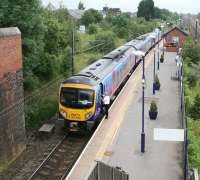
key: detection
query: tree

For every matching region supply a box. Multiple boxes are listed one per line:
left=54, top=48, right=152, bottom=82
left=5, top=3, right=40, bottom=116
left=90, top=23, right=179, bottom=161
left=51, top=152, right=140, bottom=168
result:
left=90, top=31, right=116, bottom=53
left=182, top=37, right=200, bottom=64
left=88, top=24, right=98, bottom=34
left=137, top=0, right=155, bottom=21
left=190, top=94, right=200, bottom=120
left=78, top=1, right=85, bottom=10
left=0, top=0, right=46, bottom=89
left=80, top=9, right=103, bottom=27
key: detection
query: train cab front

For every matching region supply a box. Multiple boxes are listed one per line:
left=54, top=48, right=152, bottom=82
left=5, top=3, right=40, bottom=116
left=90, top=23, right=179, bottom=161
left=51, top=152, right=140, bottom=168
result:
left=58, top=83, right=96, bottom=133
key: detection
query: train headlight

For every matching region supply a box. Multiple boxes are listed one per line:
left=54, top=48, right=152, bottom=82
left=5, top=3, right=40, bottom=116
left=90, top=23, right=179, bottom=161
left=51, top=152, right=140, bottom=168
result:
left=85, top=112, right=93, bottom=120
left=60, top=110, right=67, bottom=118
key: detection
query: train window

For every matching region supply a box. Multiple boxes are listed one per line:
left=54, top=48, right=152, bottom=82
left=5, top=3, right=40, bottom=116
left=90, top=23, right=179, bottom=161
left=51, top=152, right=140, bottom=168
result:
left=96, top=63, right=101, bottom=66
left=60, top=87, right=94, bottom=109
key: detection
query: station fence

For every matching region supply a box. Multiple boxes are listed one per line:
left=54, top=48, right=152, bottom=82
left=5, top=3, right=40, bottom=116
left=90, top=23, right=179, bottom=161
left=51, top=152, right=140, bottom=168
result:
left=87, top=161, right=129, bottom=180
left=179, top=57, right=199, bottom=180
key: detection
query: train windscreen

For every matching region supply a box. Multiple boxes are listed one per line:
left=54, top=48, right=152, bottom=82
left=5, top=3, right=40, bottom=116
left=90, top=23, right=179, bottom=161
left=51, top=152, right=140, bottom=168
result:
left=60, top=87, right=94, bottom=109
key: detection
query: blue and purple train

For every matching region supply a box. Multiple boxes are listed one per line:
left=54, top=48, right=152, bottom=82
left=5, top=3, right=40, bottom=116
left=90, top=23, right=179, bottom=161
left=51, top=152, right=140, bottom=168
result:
left=58, top=29, right=161, bottom=133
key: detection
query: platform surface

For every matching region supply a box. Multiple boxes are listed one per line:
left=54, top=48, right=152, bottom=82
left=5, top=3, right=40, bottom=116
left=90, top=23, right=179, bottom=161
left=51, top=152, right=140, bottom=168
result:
left=66, top=44, right=183, bottom=180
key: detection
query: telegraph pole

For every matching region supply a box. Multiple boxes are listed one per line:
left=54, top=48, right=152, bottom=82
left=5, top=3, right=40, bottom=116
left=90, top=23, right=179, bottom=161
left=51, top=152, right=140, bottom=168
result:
left=195, top=19, right=198, bottom=43
left=71, top=28, right=75, bottom=75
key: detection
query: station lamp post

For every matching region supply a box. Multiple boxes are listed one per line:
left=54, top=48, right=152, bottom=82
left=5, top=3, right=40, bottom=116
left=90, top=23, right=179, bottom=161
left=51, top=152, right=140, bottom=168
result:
left=157, top=32, right=160, bottom=70
left=162, top=35, right=165, bottom=57
left=160, top=25, right=165, bottom=58
left=133, top=50, right=146, bottom=153
left=150, top=35, right=156, bottom=95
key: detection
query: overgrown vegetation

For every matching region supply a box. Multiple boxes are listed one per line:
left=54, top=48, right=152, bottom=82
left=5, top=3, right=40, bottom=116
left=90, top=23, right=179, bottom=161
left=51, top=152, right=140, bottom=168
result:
left=183, top=36, right=200, bottom=172
left=137, top=0, right=179, bottom=21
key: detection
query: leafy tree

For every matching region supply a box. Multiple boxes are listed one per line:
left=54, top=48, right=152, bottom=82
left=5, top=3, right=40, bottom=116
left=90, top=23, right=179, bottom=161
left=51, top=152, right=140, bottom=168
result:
left=78, top=1, right=85, bottom=10
left=81, top=9, right=103, bottom=27
left=0, top=0, right=47, bottom=89
left=182, top=37, right=200, bottom=64
left=88, top=24, right=98, bottom=34
left=137, top=0, right=155, bottom=21
left=187, top=71, right=198, bottom=87
left=190, top=94, right=200, bottom=120
left=90, top=31, right=116, bottom=53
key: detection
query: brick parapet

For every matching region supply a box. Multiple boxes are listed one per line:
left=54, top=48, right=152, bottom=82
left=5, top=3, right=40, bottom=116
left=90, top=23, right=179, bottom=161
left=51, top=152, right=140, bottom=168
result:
left=0, top=27, right=25, bottom=170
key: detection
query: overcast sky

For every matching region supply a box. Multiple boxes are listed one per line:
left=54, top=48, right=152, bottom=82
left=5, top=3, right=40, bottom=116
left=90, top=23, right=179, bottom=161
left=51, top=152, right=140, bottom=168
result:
left=42, top=0, right=200, bottom=14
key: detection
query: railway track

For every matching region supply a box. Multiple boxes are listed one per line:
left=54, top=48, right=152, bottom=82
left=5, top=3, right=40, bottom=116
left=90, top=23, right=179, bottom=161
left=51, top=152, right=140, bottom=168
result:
left=28, top=135, right=89, bottom=180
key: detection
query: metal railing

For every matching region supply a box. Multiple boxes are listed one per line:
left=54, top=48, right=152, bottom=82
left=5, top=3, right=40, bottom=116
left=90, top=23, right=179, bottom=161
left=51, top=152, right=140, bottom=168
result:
left=87, top=161, right=129, bottom=180
left=179, top=57, right=199, bottom=180
left=179, top=60, right=189, bottom=180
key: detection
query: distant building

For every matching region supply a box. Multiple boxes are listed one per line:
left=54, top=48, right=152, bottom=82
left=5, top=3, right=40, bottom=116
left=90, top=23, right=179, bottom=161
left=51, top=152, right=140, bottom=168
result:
left=79, top=25, right=86, bottom=33
left=163, top=26, right=188, bottom=52
left=68, top=9, right=85, bottom=21
left=102, top=6, right=121, bottom=17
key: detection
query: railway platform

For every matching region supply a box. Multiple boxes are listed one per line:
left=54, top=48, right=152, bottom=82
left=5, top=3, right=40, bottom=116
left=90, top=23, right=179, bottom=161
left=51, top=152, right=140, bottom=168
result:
left=66, top=43, right=184, bottom=180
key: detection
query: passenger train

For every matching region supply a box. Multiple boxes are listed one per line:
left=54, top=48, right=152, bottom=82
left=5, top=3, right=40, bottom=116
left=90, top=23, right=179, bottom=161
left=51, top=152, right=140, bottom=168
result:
left=58, top=29, right=161, bottom=133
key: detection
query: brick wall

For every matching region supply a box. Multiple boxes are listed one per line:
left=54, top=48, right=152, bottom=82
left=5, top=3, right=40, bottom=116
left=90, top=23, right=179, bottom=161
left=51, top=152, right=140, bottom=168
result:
left=164, top=28, right=187, bottom=52
left=0, top=27, right=26, bottom=170
left=167, top=29, right=186, bottom=47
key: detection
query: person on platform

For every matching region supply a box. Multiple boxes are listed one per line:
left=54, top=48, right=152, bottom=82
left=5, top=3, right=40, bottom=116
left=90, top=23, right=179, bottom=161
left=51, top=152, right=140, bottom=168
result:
left=103, top=93, right=110, bottom=119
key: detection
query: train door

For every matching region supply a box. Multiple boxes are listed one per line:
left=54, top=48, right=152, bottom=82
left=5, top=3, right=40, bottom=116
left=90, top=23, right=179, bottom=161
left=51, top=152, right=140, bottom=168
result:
left=100, top=83, right=104, bottom=113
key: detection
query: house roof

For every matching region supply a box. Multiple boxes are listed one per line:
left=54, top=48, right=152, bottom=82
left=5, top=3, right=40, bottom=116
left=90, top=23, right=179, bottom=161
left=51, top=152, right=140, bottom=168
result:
left=68, top=9, right=85, bottom=20
left=163, top=26, right=188, bottom=37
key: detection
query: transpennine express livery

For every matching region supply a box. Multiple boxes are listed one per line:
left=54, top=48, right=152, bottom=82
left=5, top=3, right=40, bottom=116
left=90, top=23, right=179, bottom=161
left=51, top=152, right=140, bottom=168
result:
left=58, top=29, right=161, bottom=134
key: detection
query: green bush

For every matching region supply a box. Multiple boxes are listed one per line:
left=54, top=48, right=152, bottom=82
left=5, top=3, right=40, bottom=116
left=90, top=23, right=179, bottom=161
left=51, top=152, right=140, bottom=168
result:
left=115, top=27, right=128, bottom=39
left=33, top=55, right=54, bottom=80
left=24, top=74, right=40, bottom=91
left=155, top=74, right=160, bottom=88
left=187, top=71, right=198, bottom=87
left=149, top=101, right=157, bottom=112
left=25, top=94, right=58, bottom=129
left=189, top=94, right=200, bottom=120
left=90, top=31, right=116, bottom=53
left=188, top=119, right=200, bottom=170
left=88, top=24, right=98, bottom=34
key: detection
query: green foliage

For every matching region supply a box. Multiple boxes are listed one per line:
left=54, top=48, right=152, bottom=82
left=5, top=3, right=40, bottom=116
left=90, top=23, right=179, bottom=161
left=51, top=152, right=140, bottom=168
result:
left=0, top=0, right=46, bottom=84
left=187, top=71, right=198, bottom=87
left=183, top=34, right=200, bottom=172
left=160, top=54, right=164, bottom=62
left=81, top=9, right=103, bottom=27
left=78, top=1, right=85, bottom=10
left=155, top=74, right=160, bottom=87
left=137, top=0, right=154, bottom=21
left=189, top=94, right=200, bottom=120
left=188, top=119, right=200, bottom=170
left=182, top=37, right=200, bottom=64
left=91, top=31, right=116, bottom=53
left=103, top=14, right=158, bottom=41
left=24, top=74, right=40, bottom=91
left=149, top=101, right=157, bottom=112
left=88, top=24, right=98, bottom=34
left=25, top=93, right=58, bottom=128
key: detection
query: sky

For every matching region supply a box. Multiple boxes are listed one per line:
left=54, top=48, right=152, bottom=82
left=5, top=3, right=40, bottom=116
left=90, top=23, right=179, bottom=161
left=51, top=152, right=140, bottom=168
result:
left=42, top=0, right=200, bottom=14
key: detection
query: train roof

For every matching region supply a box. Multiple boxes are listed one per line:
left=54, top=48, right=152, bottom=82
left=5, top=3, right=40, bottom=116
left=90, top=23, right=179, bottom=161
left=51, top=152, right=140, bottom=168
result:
left=62, top=30, right=159, bottom=87
left=62, top=45, right=136, bottom=86
left=62, top=75, right=98, bottom=86
left=103, top=45, right=131, bottom=60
